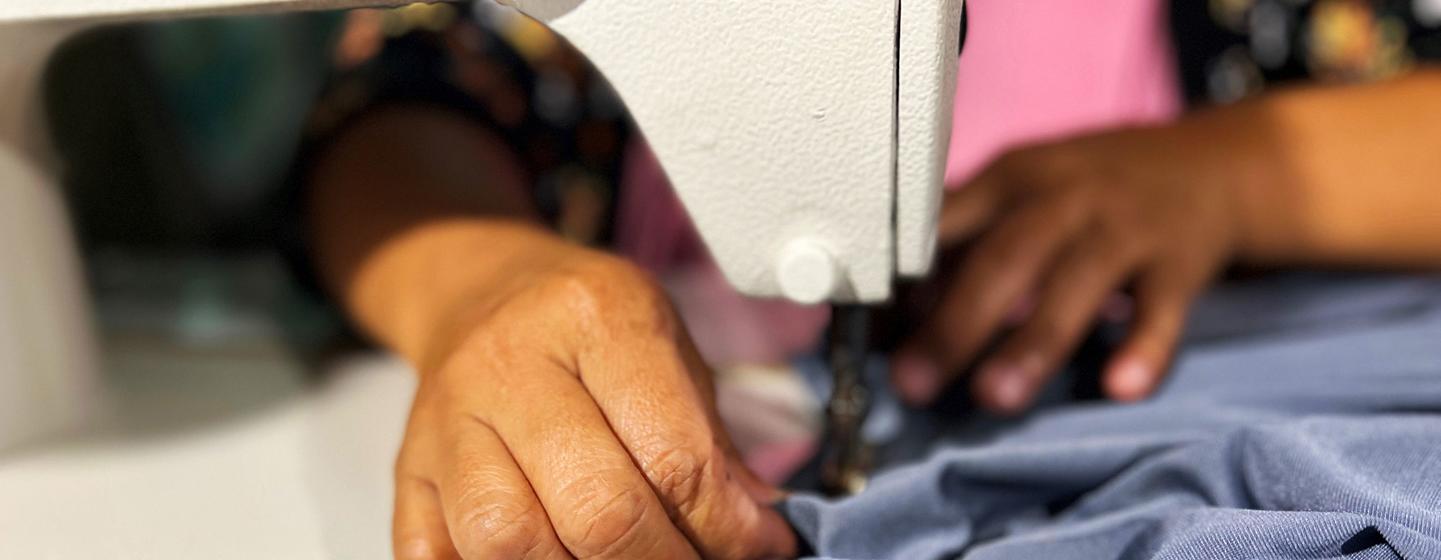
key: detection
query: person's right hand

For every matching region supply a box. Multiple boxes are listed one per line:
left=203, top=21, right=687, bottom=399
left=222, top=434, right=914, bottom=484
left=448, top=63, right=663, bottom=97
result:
left=390, top=244, right=797, bottom=560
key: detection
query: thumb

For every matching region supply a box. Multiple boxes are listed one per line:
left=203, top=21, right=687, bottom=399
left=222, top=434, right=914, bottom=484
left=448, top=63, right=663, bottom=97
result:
left=678, top=334, right=799, bottom=558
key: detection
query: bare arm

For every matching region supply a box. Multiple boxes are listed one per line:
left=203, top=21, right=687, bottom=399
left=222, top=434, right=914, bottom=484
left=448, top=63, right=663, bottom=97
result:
left=1236, top=69, right=1441, bottom=268
left=306, top=106, right=794, bottom=560
left=894, top=68, right=1441, bottom=413
left=308, top=106, right=537, bottom=368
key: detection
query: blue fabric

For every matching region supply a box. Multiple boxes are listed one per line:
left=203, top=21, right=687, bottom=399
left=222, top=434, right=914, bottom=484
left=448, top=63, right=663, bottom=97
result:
left=783, top=273, right=1441, bottom=560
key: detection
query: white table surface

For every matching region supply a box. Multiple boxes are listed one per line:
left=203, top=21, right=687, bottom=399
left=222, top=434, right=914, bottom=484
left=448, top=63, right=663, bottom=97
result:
left=0, top=337, right=415, bottom=559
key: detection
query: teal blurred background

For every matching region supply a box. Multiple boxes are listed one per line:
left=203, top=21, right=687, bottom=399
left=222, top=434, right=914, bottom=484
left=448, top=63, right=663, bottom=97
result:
left=47, top=13, right=341, bottom=250
left=43, top=13, right=349, bottom=353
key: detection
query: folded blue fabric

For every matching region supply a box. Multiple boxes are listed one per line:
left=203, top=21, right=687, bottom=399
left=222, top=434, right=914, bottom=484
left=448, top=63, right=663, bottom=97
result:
left=783, top=273, right=1441, bottom=560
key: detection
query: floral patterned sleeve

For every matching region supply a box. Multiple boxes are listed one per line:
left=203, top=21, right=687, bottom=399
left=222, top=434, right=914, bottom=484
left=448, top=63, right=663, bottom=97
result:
left=280, top=2, right=632, bottom=304
left=1170, top=0, right=1441, bottom=105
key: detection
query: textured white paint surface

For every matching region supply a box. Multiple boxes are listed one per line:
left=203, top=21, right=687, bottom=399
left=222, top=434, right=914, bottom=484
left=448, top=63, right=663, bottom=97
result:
left=896, top=0, right=964, bottom=277
left=518, top=0, right=902, bottom=302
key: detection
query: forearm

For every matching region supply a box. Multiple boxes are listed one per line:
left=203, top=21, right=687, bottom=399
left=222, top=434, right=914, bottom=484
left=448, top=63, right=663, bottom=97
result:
left=1231, top=68, right=1441, bottom=268
left=307, top=106, right=573, bottom=370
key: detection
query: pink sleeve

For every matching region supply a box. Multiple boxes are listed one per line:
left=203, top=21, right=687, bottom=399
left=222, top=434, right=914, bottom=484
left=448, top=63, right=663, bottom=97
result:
left=945, top=0, right=1181, bottom=185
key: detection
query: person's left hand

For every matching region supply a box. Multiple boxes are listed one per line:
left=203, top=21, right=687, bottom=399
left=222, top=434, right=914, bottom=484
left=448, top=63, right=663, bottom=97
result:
left=891, top=120, right=1257, bottom=413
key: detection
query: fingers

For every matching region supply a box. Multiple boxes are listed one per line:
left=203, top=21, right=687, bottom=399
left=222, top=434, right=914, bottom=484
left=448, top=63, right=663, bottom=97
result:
left=463, top=360, right=701, bottom=560
left=937, top=161, right=1009, bottom=244
left=905, top=137, right=1222, bottom=413
left=973, top=231, right=1143, bottom=414
left=412, top=260, right=791, bottom=560
left=576, top=309, right=797, bottom=559
left=430, top=415, right=572, bottom=559
left=394, top=469, right=463, bottom=560
left=893, top=192, right=1090, bottom=406
left=1104, top=268, right=1194, bottom=402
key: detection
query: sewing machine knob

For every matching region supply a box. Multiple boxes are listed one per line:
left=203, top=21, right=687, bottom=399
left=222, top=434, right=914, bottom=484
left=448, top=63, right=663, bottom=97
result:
left=776, top=239, right=840, bottom=305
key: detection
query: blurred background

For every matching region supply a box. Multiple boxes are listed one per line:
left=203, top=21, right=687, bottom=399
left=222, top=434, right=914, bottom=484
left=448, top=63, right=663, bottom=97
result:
left=3, top=7, right=451, bottom=557
left=48, top=9, right=344, bottom=360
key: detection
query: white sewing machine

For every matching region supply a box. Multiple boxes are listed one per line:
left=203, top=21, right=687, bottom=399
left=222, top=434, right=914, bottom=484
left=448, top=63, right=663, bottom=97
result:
left=0, top=0, right=961, bottom=554
left=0, top=0, right=962, bottom=450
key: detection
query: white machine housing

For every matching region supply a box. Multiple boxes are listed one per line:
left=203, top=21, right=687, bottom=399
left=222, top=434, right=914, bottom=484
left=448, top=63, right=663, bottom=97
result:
left=501, top=0, right=963, bottom=304
left=0, top=0, right=962, bottom=447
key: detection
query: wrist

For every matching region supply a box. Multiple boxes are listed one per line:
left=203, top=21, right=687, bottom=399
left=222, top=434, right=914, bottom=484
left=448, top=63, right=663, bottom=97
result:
left=413, top=236, right=666, bottom=377
left=345, top=219, right=588, bottom=371
left=1183, top=98, right=1301, bottom=266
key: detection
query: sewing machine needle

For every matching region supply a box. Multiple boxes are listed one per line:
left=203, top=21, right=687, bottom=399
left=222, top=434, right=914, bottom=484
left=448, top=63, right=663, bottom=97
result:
left=820, top=304, right=872, bottom=496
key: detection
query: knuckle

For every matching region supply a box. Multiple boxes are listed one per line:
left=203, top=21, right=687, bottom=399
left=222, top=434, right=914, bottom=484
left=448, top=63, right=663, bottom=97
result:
left=1070, top=235, right=1126, bottom=269
left=934, top=296, right=987, bottom=352
left=1026, top=186, right=1094, bottom=234
left=557, top=476, right=652, bottom=558
left=1051, top=183, right=1096, bottom=212
left=647, top=444, right=714, bottom=518
left=394, top=442, right=428, bottom=480
left=1005, top=143, right=1078, bottom=179
left=546, top=256, right=676, bottom=336
left=645, top=449, right=777, bottom=560
left=936, top=286, right=1007, bottom=348
left=967, top=240, right=1016, bottom=279
left=1091, top=201, right=1145, bottom=239
left=451, top=489, right=548, bottom=558
left=1020, top=319, right=1067, bottom=357
left=994, top=145, right=1042, bottom=174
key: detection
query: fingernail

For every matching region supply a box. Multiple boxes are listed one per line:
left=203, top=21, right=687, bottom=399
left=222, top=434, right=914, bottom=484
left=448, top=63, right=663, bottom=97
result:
left=1109, top=357, right=1153, bottom=400
left=893, top=354, right=941, bottom=405
left=983, top=363, right=1029, bottom=413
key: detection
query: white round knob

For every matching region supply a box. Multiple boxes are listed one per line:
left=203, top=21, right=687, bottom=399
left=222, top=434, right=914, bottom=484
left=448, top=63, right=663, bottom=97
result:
left=776, top=239, right=840, bottom=305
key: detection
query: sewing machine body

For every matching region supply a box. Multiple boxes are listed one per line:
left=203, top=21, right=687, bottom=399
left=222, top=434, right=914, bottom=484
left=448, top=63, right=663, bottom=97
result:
left=0, top=0, right=962, bottom=446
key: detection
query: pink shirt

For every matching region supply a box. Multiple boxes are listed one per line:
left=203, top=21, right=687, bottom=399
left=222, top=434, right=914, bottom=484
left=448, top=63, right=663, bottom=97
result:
left=616, top=0, right=1182, bottom=367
